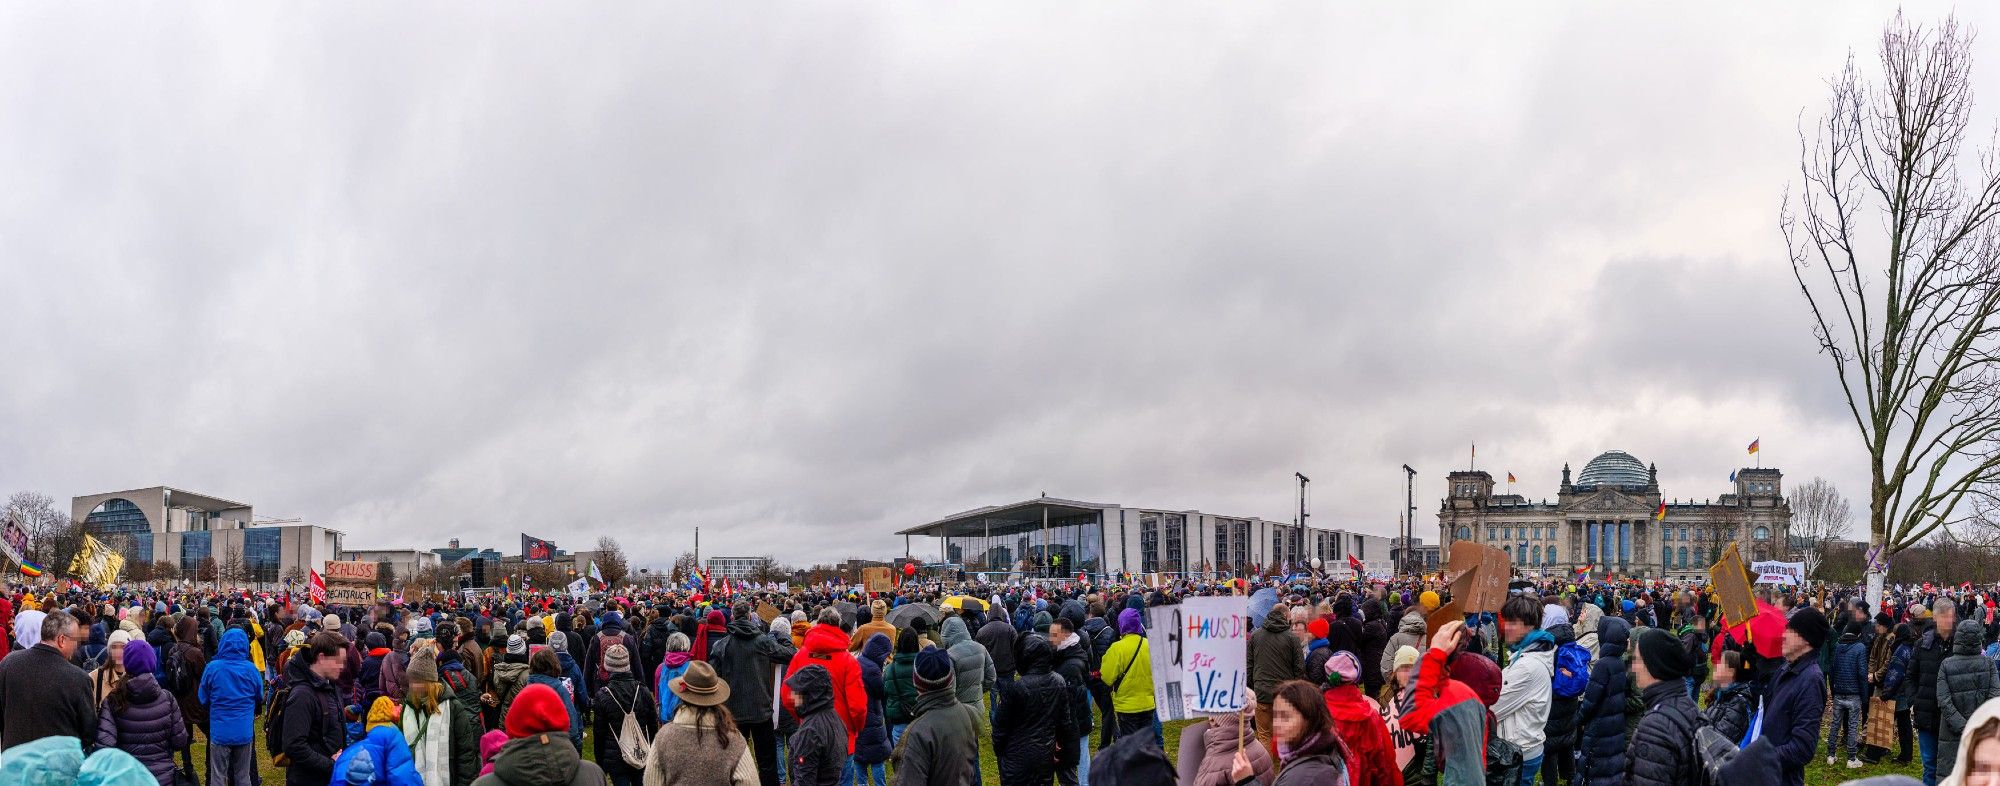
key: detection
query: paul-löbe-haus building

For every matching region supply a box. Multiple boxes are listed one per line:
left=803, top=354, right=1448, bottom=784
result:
left=1439, top=450, right=1791, bottom=582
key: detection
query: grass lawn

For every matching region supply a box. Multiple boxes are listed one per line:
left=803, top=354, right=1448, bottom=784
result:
left=185, top=712, right=1913, bottom=785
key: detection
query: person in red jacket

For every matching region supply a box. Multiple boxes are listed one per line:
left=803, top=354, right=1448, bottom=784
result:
left=1322, top=651, right=1401, bottom=786
left=781, top=609, right=867, bottom=755
left=1400, top=621, right=1489, bottom=786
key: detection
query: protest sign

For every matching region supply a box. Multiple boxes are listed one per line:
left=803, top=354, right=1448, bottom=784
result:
left=1446, top=541, right=1510, bottom=613
left=0, top=517, right=26, bottom=566
left=1751, top=560, right=1805, bottom=586
left=325, top=584, right=375, bottom=606
left=1177, top=596, right=1251, bottom=715
left=323, top=561, right=378, bottom=583
left=1708, top=543, right=1757, bottom=626
left=863, top=567, right=892, bottom=593
left=757, top=602, right=782, bottom=623
left=1145, top=603, right=1185, bottom=721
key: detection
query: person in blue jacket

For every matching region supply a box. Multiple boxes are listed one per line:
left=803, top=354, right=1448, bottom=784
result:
left=330, top=697, right=422, bottom=786
left=198, top=628, right=265, bottom=786
left=525, top=648, right=585, bottom=751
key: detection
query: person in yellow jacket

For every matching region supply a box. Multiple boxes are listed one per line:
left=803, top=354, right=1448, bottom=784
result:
left=1099, top=607, right=1160, bottom=747
left=246, top=616, right=268, bottom=677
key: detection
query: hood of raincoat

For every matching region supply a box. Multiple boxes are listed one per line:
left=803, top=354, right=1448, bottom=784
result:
left=786, top=664, right=835, bottom=717
left=940, top=616, right=972, bottom=647
left=1117, top=608, right=1144, bottom=636
left=1598, top=615, right=1631, bottom=659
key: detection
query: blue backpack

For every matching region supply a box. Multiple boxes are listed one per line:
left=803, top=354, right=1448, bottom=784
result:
left=1551, top=641, right=1590, bottom=698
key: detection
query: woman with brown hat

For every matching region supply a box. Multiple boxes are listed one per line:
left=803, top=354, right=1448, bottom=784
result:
left=642, top=660, right=758, bottom=786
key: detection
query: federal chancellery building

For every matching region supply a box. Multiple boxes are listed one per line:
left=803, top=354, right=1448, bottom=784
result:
left=1438, top=450, right=1792, bottom=582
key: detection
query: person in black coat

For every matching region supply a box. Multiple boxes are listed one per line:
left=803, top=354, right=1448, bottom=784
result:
left=1705, top=649, right=1754, bottom=745
left=590, top=644, right=658, bottom=786
left=976, top=612, right=1019, bottom=688
left=1760, top=607, right=1829, bottom=786
left=1911, top=601, right=1956, bottom=785
left=1625, top=628, right=1700, bottom=786
left=1357, top=599, right=1390, bottom=698
left=279, top=632, right=350, bottom=786
left=0, top=610, right=96, bottom=749
left=1541, top=620, right=1582, bottom=786
left=1048, top=617, right=1095, bottom=786
left=785, top=664, right=849, bottom=786
left=994, top=634, right=1080, bottom=785
left=711, top=606, right=798, bottom=786
left=1578, top=615, right=1631, bottom=786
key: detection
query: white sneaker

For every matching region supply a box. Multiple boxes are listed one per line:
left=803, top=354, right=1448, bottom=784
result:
left=1848, top=759, right=1863, bottom=769
left=1828, top=755, right=1838, bottom=766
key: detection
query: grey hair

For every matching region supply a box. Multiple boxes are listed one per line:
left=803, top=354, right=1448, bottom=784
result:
left=1936, top=598, right=1958, bottom=619
left=41, top=609, right=79, bottom=641
left=666, top=632, right=690, bottom=652
left=817, top=608, right=843, bottom=627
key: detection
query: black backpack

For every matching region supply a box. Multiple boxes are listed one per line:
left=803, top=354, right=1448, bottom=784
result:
left=1483, top=711, right=1522, bottom=786
left=160, top=644, right=195, bottom=694
left=264, top=682, right=294, bottom=761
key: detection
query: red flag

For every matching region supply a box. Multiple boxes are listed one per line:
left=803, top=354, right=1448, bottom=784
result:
left=1347, top=554, right=1363, bottom=573
left=307, top=569, right=326, bottom=605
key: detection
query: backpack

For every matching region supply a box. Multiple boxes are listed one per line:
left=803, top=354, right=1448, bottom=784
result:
left=604, top=683, right=652, bottom=768
left=161, top=644, right=195, bottom=694
left=1695, top=724, right=1738, bottom=785
left=594, top=632, right=623, bottom=686
left=1551, top=642, right=1590, bottom=698
left=264, top=682, right=295, bottom=761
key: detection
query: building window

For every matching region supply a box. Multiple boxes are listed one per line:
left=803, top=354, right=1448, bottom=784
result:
left=1678, top=547, right=1689, bottom=569
left=1754, top=526, right=1771, bottom=541
left=1504, top=545, right=1513, bottom=558
left=1548, top=544, right=1559, bottom=563
left=1488, top=527, right=1497, bottom=541
left=1531, top=545, right=1541, bottom=565
left=1456, top=527, right=1472, bottom=541
left=1139, top=514, right=1160, bottom=574
left=244, top=528, right=281, bottom=584
left=1164, top=515, right=1184, bottom=573
left=181, top=531, right=212, bottom=575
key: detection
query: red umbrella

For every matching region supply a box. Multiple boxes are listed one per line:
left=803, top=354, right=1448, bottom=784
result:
left=1714, top=600, right=1786, bottom=659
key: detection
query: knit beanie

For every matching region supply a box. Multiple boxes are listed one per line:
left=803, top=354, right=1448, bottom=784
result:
left=1324, top=651, right=1361, bottom=687
left=1419, top=591, right=1440, bottom=611
left=407, top=647, right=439, bottom=685
left=507, top=633, right=527, bottom=655
left=1634, top=627, right=1694, bottom=681
left=1393, top=645, right=1420, bottom=671
left=604, top=644, right=631, bottom=674
left=914, top=648, right=954, bottom=693
left=1787, top=607, right=1831, bottom=651
left=871, top=600, right=888, bottom=621
left=365, top=696, right=401, bottom=731
left=107, top=629, right=131, bottom=648
left=121, top=639, right=159, bottom=675
left=548, top=632, right=567, bottom=652
left=505, top=683, right=571, bottom=738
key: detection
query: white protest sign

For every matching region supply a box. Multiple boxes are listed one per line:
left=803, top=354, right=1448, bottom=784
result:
left=1751, top=560, right=1805, bottom=585
left=1178, top=596, right=1251, bottom=714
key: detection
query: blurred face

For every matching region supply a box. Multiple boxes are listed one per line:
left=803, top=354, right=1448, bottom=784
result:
left=1940, top=607, right=1958, bottom=634
left=1970, top=735, right=2000, bottom=786
left=1781, top=627, right=1810, bottom=662
left=1712, top=659, right=1735, bottom=686
left=311, top=651, right=344, bottom=680
left=1271, top=696, right=1306, bottom=747
left=108, top=641, right=127, bottom=670
left=1629, top=651, right=1657, bottom=688
left=1393, top=664, right=1413, bottom=688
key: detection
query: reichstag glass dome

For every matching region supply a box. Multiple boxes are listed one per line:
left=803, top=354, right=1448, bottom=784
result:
left=1577, top=450, right=1649, bottom=487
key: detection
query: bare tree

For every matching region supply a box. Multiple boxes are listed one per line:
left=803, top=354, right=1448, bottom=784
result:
left=1787, top=477, right=1855, bottom=579
left=126, top=559, right=154, bottom=584
left=196, top=556, right=219, bottom=587
left=220, top=544, right=248, bottom=588
left=1784, top=12, right=2000, bottom=606
left=376, top=561, right=398, bottom=591
left=7, top=491, right=87, bottom=578
left=153, top=560, right=182, bottom=583
left=670, top=551, right=699, bottom=585
left=747, top=556, right=791, bottom=585
left=594, top=537, right=630, bottom=587
left=283, top=565, right=306, bottom=586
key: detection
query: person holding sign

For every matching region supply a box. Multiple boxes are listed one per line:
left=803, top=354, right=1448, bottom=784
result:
left=1229, top=680, right=1351, bottom=786
left=1401, top=621, right=1488, bottom=786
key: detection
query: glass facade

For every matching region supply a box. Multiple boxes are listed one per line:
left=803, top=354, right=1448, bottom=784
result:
left=939, top=509, right=1102, bottom=577
left=1140, top=514, right=1160, bottom=573
left=244, top=528, right=281, bottom=584
left=1163, top=514, right=1184, bottom=573
left=85, top=498, right=152, bottom=564
left=181, top=531, right=212, bottom=574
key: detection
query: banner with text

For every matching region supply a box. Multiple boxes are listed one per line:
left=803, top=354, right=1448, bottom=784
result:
left=1751, top=560, right=1806, bottom=585
left=1142, top=597, right=1252, bottom=722
left=0, top=517, right=26, bottom=566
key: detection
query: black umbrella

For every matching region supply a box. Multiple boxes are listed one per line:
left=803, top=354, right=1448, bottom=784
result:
left=886, top=602, right=943, bottom=631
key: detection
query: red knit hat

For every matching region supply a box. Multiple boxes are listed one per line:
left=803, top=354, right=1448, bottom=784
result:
left=1307, top=618, right=1329, bottom=640
left=505, top=683, right=570, bottom=739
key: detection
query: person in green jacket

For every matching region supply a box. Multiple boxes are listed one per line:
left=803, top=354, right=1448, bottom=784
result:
left=883, top=630, right=921, bottom=748
left=1099, top=608, right=1159, bottom=747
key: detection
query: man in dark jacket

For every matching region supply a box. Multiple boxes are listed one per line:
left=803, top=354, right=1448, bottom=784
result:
left=710, top=604, right=797, bottom=786
left=1578, top=615, right=1631, bottom=786
left=1626, top=627, right=1700, bottom=786
left=786, top=665, right=848, bottom=786
left=974, top=610, right=1019, bottom=712
left=1912, top=600, right=1956, bottom=785
left=1246, top=604, right=1304, bottom=758
left=994, top=634, right=1080, bottom=786
left=1760, top=607, right=1829, bottom=786
left=1358, top=599, right=1390, bottom=698
left=1083, top=607, right=1118, bottom=748
left=1828, top=619, right=1871, bottom=768
left=1542, top=617, right=1582, bottom=786
left=1936, top=617, right=2000, bottom=781
left=1048, top=617, right=1095, bottom=786
left=0, top=610, right=95, bottom=749
left=890, top=649, right=981, bottom=786
left=280, top=632, right=350, bottom=786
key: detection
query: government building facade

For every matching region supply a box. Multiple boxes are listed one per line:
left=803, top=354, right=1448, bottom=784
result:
left=1437, top=450, right=1791, bottom=581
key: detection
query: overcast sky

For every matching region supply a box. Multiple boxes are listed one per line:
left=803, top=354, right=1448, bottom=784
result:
left=5, top=4, right=1998, bottom=567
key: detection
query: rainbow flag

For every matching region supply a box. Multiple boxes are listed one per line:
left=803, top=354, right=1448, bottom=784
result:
left=19, top=560, right=45, bottom=578
left=1574, top=563, right=1593, bottom=575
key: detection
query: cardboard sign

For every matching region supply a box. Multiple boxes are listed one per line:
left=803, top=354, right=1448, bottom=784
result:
left=1425, top=599, right=1462, bottom=643
left=1445, top=542, right=1510, bottom=613
left=1708, top=543, right=1757, bottom=627
left=757, top=602, right=781, bottom=623
left=324, top=584, right=375, bottom=606
left=1177, top=596, right=1251, bottom=715
left=862, top=567, right=892, bottom=594
left=323, top=560, right=379, bottom=583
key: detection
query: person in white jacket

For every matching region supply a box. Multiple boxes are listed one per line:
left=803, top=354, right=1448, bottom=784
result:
left=1494, top=594, right=1556, bottom=786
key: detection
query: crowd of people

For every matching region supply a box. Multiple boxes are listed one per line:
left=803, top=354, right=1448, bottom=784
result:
left=0, top=573, right=1996, bottom=786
